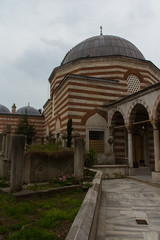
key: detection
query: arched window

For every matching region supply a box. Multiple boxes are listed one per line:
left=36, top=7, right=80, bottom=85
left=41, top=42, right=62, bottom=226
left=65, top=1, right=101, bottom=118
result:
left=86, top=113, right=107, bottom=154
left=127, top=74, right=140, bottom=94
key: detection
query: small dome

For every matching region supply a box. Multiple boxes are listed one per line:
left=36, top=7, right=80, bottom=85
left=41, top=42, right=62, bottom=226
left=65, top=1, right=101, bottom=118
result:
left=62, top=35, right=145, bottom=65
left=16, top=106, right=41, bottom=116
left=0, top=104, right=10, bottom=114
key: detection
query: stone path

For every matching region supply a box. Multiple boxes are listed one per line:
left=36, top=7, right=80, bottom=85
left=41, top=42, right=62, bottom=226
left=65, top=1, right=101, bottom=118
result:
left=96, top=179, right=160, bottom=240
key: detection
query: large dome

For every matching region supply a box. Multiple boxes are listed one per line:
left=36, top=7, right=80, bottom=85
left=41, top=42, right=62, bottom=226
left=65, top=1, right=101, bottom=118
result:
left=16, top=106, right=41, bottom=116
left=0, top=104, right=10, bottom=114
left=62, top=35, right=145, bottom=65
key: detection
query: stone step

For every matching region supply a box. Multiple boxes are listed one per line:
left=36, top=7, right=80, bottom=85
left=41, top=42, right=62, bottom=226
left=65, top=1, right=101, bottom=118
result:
left=129, top=167, right=151, bottom=176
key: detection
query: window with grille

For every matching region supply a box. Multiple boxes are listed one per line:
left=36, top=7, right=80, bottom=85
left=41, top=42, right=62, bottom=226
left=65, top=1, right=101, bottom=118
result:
left=127, top=74, right=140, bottom=94
left=89, top=131, right=104, bottom=153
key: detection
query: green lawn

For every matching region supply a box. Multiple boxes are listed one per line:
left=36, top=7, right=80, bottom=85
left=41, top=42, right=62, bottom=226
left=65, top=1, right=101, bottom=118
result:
left=0, top=188, right=85, bottom=240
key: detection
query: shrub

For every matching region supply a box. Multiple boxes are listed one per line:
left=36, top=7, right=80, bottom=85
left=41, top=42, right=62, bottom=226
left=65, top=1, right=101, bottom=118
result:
left=51, top=173, right=78, bottom=187
left=67, top=119, right=73, bottom=148
left=84, top=149, right=97, bottom=168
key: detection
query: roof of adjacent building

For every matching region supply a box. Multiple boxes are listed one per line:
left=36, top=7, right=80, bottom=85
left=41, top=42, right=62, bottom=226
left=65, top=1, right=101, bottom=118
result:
left=61, top=35, right=145, bottom=65
left=0, top=104, right=10, bottom=114
left=16, top=106, right=41, bottom=116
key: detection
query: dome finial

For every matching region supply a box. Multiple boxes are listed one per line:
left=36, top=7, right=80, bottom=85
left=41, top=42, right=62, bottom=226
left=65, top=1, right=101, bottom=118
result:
left=100, top=26, right=103, bottom=35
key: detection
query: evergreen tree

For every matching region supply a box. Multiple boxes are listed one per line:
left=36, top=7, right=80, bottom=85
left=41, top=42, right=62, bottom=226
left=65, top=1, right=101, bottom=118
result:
left=15, top=114, right=36, bottom=144
left=67, top=118, right=73, bottom=148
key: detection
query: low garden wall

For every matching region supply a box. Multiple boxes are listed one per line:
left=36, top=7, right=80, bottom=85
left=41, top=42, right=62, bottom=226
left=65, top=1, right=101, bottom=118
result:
left=23, top=150, right=74, bottom=183
left=65, top=169, right=103, bottom=240
left=92, top=164, right=129, bottom=179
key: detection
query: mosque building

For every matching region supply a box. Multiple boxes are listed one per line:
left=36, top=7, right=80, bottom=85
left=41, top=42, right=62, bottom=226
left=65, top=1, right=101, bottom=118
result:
left=0, top=104, right=44, bottom=140
left=44, top=31, right=160, bottom=175
left=1, top=31, right=160, bottom=180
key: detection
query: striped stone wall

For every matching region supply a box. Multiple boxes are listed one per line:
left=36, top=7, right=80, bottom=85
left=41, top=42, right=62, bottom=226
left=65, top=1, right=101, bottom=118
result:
left=0, top=114, right=44, bottom=141
left=44, top=56, right=160, bottom=139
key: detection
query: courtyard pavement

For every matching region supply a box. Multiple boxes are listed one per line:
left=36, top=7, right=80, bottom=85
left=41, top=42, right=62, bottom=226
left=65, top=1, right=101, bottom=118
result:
left=96, top=178, right=160, bottom=240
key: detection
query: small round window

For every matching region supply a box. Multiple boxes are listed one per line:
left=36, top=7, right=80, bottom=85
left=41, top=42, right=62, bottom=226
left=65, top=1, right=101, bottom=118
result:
left=127, top=74, right=140, bottom=94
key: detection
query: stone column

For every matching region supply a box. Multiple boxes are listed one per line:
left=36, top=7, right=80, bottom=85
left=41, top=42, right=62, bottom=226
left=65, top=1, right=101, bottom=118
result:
left=108, top=127, right=114, bottom=153
left=74, top=138, right=84, bottom=180
left=10, top=135, right=25, bottom=192
left=107, top=127, right=115, bottom=164
left=152, top=121, right=160, bottom=172
left=127, top=126, right=133, bottom=168
left=151, top=120, right=160, bottom=182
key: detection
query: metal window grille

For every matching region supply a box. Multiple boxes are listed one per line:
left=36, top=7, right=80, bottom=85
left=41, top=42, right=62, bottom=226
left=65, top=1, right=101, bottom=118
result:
left=127, top=74, right=140, bottom=94
left=89, top=131, right=104, bottom=153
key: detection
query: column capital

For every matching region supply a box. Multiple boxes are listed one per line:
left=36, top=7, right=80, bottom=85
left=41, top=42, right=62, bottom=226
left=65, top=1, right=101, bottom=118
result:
left=126, top=125, right=132, bottom=134
left=151, top=119, right=159, bottom=130
left=109, top=126, right=114, bottom=136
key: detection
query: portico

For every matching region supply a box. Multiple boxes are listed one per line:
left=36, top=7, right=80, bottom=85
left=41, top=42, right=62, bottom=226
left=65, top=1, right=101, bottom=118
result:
left=107, top=82, right=160, bottom=181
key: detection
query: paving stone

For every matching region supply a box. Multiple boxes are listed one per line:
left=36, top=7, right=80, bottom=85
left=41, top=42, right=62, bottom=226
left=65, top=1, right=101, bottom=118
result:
left=96, top=178, right=160, bottom=240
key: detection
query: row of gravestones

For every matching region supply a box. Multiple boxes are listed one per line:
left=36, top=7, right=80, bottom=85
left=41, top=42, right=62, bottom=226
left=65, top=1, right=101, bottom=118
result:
left=0, top=132, right=84, bottom=192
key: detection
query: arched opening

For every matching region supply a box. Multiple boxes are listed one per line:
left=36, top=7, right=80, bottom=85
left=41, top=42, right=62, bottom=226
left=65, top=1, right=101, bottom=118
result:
left=86, top=113, right=107, bottom=162
left=111, top=111, right=127, bottom=164
left=154, top=100, right=160, bottom=122
left=129, top=104, right=153, bottom=169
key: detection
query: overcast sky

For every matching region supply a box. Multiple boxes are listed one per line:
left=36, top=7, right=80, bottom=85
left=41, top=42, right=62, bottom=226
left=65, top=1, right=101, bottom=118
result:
left=1, top=0, right=160, bottom=111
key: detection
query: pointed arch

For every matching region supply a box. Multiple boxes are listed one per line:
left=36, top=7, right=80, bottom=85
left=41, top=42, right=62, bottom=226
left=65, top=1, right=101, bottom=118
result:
left=110, top=107, right=126, bottom=126
left=127, top=99, right=151, bottom=124
left=152, top=95, right=160, bottom=120
left=81, top=109, right=107, bottom=125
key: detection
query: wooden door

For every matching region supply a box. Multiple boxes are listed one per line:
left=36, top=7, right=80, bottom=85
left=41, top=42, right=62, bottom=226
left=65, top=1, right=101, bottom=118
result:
left=133, top=134, right=143, bottom=166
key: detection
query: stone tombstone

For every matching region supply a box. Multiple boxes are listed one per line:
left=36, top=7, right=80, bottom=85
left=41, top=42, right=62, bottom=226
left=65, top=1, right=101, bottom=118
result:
left=10, top=135, right=25, bottom=192
left=2, top=133, right=12, bottom=179
left=5, top=134, right=12, bottom=160
left=0, top=133, right=5, bottom=177
left=0, top=133, right=3, bottom=151
left=0, top=133, right=12, bottom=179
left=6, top=124, right=11, bottom=134
left=74, top=138, right=84, bottom=180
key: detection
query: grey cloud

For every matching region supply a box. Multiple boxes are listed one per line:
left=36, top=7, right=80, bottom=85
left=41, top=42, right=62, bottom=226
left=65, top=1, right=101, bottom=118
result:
left=40, top=37, right=72, bottom=52
left=14, top=46, right=64, bottom=82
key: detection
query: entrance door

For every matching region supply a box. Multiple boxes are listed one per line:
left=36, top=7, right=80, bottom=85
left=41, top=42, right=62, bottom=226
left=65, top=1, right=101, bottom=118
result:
left=133, top=134, right=143, bottom=166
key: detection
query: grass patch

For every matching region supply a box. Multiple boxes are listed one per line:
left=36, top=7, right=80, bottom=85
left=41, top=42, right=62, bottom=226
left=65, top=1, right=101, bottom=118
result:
left=27, top=169, right=95, bottom=191
left=27, top=143, right=63, bottom=153
left=8, top=227, right=56, bottom=240
left=27, top=173, right=80, bottom=190
left=0, top=188, right=85, bottom=240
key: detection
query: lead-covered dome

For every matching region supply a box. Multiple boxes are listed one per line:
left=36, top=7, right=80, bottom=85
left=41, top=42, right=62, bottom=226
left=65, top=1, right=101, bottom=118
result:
left=62, top=35, right=145, bottom=65
left=0, top=104, right=10, bottom=114
left=16, top=106, right=41, bottom=116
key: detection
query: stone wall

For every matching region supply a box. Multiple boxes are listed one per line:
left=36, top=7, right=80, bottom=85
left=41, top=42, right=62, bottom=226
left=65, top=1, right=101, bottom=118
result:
left=92, top=165, right=129, bottom=179
left=0, top=114, right=44, bottom=142
left=23, top=150, right=74, bottom=183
